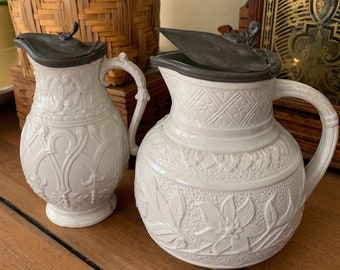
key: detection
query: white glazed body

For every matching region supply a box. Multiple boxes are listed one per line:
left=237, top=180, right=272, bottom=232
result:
left=20, top=55, right=149, bottom=227
left=135, top=67, right=338, bottom=268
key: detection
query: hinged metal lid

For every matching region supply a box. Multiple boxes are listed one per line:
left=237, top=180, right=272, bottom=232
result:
left=151, top=25, right=281, bottom=82
left=14, top=22, right=106, bottom=68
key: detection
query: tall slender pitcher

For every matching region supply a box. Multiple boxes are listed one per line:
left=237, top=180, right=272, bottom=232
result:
left=15, top=23, right=149, bottom=228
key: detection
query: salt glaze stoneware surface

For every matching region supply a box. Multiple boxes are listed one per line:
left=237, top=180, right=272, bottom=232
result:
left=14, top=23, right=150, bottom=228
left=134, top=27, right=339, bottom=269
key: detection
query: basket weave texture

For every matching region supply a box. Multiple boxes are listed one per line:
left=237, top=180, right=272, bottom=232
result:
left=8, top=0, right=160, bottom=85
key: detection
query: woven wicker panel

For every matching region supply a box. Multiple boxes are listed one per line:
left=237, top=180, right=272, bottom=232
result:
left=8, top=0, right=160, bottom=85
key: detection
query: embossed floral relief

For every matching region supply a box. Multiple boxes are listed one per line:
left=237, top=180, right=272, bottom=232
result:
left=195, top=196, right=265, bottom=254
left=142, top=119, right=299, bottom=184
left=135, top=179, right=188, bottom=249
left=135, top=166, right=305, bottom=256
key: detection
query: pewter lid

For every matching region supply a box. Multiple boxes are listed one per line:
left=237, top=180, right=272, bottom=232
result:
left=14, top=22, right=106, bottom=68
left=151, top=26, right=281, bottom=82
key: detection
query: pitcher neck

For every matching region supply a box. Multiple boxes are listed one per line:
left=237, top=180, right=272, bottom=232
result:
left=28, top=57, right=113, bottom=126
left=160, top=67, right=279, bottom=152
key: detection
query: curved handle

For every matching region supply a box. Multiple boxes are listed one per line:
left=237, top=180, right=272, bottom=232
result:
left=274, top=79, right=338, bottom=199
left=100, top=53, right=150, bottom=156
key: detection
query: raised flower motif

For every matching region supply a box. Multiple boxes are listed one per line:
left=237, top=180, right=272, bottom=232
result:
left=195, top=195, right=265, bottom=255
left=139, top=185, right=188, bottom=250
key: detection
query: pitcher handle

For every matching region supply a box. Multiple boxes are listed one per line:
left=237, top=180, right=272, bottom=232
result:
left=100, top=53, right=150, bottom=156
left=274, top=79, right=338, bottom=199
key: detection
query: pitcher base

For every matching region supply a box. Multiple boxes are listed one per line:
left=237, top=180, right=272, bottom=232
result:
left=46, top=194, right=117, bottom=228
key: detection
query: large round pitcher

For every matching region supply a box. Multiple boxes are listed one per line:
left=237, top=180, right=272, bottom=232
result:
left=134, top=28, right=338, bottom=268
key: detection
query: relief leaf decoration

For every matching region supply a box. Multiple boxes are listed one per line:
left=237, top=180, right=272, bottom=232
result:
left=264, top=195, right=277, bottom=230
left=196, top=202, right=226, bottom=230
left=148, top=222, right=182, bottom=244
left=169, top=188, right=186, bottom=227
left=236, top=197, right=255, bottom=226
left=213, top=237, right=232, bottom=255
left=180, top=148, right=204, bottom=167
left=242, top=224, right=267, bottom=238
left=239, top=153, right=253, bottom=170
left=174, top=237, right=187, bottom=249
left=156, top=187, right=185, bottom=229
left=222, top=195, right=236, bottom=222
left=135, top=186, right=148, bottom=218
left=147, top=187, right=187, bottom=249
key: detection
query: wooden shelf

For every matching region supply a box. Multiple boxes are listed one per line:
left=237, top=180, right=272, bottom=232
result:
left=1, top=101, right=339, bottom=269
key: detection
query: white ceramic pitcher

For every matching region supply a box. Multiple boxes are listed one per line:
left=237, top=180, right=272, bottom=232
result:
left=15, top=24, right=149, bottom=228
left=134, top=28, right=338, bottom=268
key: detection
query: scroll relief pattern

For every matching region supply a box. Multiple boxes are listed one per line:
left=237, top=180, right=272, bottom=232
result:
left=21, top=119, right=127, bottom=211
